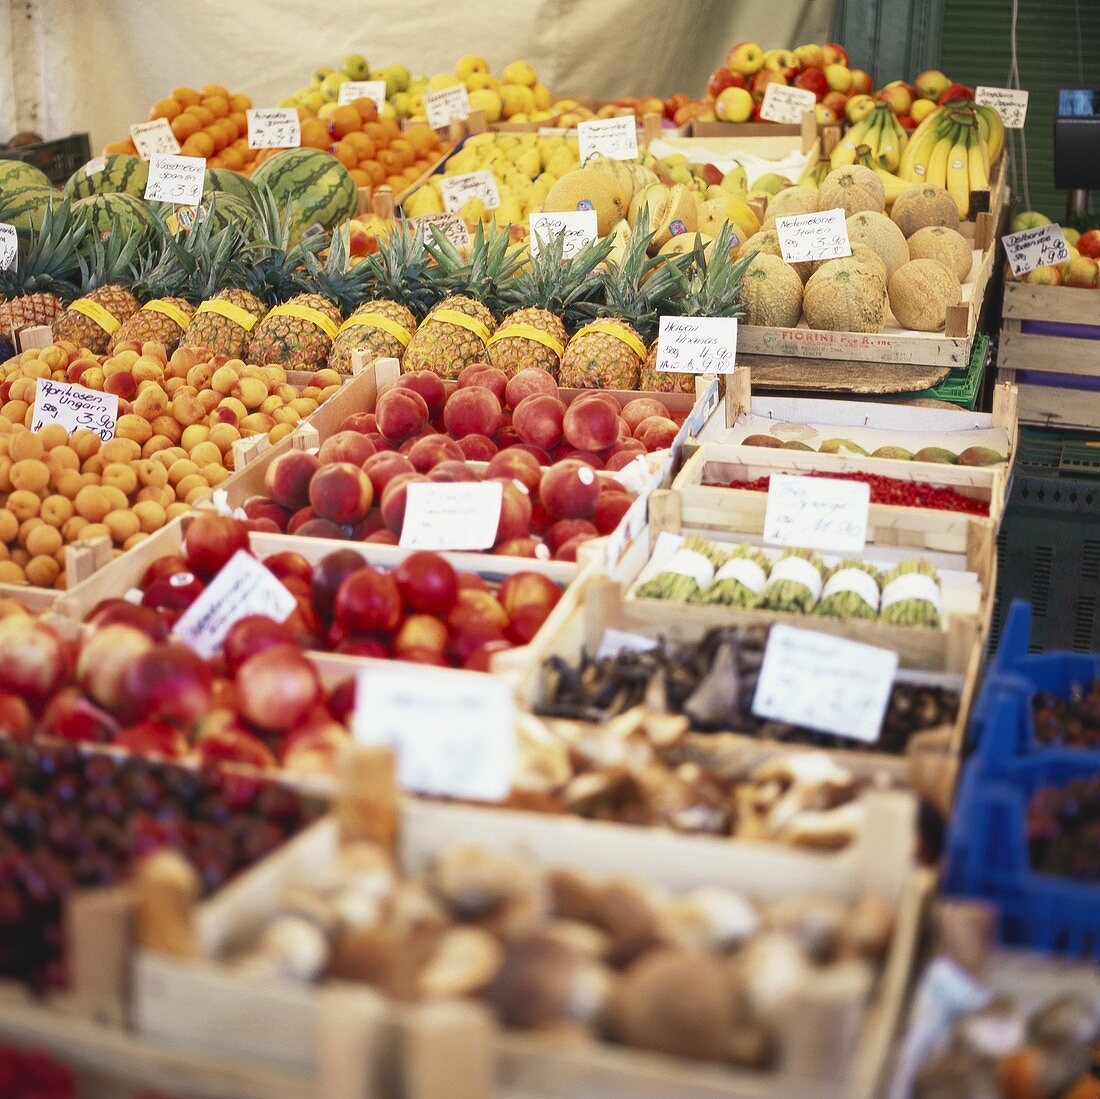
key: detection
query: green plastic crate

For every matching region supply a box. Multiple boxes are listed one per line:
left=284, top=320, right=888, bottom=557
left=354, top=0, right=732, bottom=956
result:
left=913, top=334, right=989, bottom=408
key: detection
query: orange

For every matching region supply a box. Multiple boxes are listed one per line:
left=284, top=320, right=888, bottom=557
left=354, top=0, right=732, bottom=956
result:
left=377, top=148, right=401, bottom=174
left=201, top=83, right=230, bottom=99
left=348, top=168, right=370, bottom=187
left=220, top=115, right=241, bottom=142
left=405, top=124, right=435, bottom=153
left=150, top=97, right=181, bottom=122
left=200, top=94, right=229, bottom=118
left=329, top=104, right=361, bottom=139
left=172, top=86, right=201, bottom=106
left=384, top=174, right=406, bottom=190
left=380, top=118, right=400, bottom=141
left=219, top=147, right=245, bottom=172
left=228, top=110, right=248, bottom=133
left=206, top=155, right=225, bottom=169
left=363, top=121, right=387, bottom=146
left=390, top=138, right=415, bottom=168
left=229, top=93, right=252, bottom=112
left=300, top=119, right=329, bottom=149
left=104, top=140, right=136, bottom=155
left=402, top=165, right=423, bottom=184
left=213, top=119, right=237, bottom=148
left=331, top=141, right=358, bottom=170
left=352, top=99, right=379, bottom=123
left=171, top=113, right=201, bottom=141
left=183, top=131, right=215, bottom=158
left=360, top=159, right=385, bottom=186
left=343, top=131, right=373, bottom=156
left=187, top=104, right=215, bottom=127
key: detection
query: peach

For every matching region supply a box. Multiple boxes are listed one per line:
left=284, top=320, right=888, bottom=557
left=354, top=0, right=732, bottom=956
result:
left=443, top=386, right=502, bottom=439
left=604, top=449, right=645, bottom=473
left=554, top=533, right=598, bottom=562
left=486, top=449, right=541, bottom=494
left=539, top=459, right=599, bottom=520
left=407, top=434, right=464, bottom=473
left=492, top=538, right=546, bottom=559
left=376, top=387, right=429, bottom=442
left=504, top=368, right=559, bottom=409
left=621, top=397, right=671, bottom=434
left=364, top=530, right=399, bottom=545
left=103, top=372, right=137, bottom=399
left=263, top=450, right=321, bottom=509
left=457, top=363, right=508, bottom=404
left=428, top=460, right=481, bottom=483
left=395, top=371, right=446, bottom=418
left=309, top=462, right=374, bottom=524
left=210, top=405, right=239, bottom=428
left=546, top=518, right=599, bottom=552
left=287, top=506, right=318, bottom=533
left=380, top=472, right=430, bottom=534
left=339, top=412, right=377, bottom=434
left=397, top=426, right=439, bottom=455
left=457, top=434, right=498, bottom=461
left=317, top=431, right=376, bottom=467
left=562, top=399, right=620, bottom=452
left=242, top=496, right=291, bottom=530
left=512, top=394, right=566, bottom=450
left=594, top=492, right=632, bottom=534
left=295, top=518, right=346, bottom=539
left=492, top=479, right=533, bottom=543
left=572, top=391, right=621, bottom=418
left=635, top=415, right=679, bottom=451
left=362, top=452, right=416, bottom=497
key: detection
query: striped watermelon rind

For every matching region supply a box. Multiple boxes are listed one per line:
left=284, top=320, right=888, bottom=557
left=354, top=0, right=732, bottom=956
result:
left=0, top=184, right=57, bottom=232
left=250, top=149, right=357, bottom=243
left=63, top=154, right=149, bottom=200
left=71, top=192, right=155, bottom=242
left=200, top=192, right=260, bottom=239
left=0, top=159, right=52, bottom=191
left=203, top=168, right=259, bottom=206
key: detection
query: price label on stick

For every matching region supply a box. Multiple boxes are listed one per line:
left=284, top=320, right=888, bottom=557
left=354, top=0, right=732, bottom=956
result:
left=440, top=170, right=500, bottom=212
left=413, top=212, right=471, bottom=250
left=776, top=208, right=852, bottom=263
left=577, top=116, right=638, bottom=162
left=31, top=379, right=118, bottom=442
left=129, top=118, right=181, bottom=160
left=656, top=316, right=738, bottom=375
left=246, top=108, right=302, bottom=149
left=354, top=663, right=516, bottom=802
left=425, top=85, right=472, bottom=129
left=173, top=551, right=297, bottom=659
left=759, top=83, right=817, bottom=126
left=752, top=625, right=898, bottom=743
left=400, top=481, right=503, bottom=550
left=528, top=211, right=598, bottom=258
left=338, top=80, right=387, bottom=110
left=763, top=473, right=870, bottom=554
left=143, top=153, right=205, bottom=205
left=1003, top=223, right=1069, bottom=277
left=975, top=86, right=1029, bottom=128
left=0, top=223, right=16, bottom=273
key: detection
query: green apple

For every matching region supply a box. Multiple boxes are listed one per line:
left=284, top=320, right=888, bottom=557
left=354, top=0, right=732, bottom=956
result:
left=1009, top=210, right=1052, bottom=234
left=1063, top=226, right=1081, bottom=247
left=751, top=172, right=788, bottom=195
left=383, top=64, right=411, bottom=94
left=341, top=54, right=371, bottom=80
left=312, top=66, right=335, bottom=87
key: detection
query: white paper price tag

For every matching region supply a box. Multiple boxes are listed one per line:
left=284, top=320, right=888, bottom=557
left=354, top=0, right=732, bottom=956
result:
left=414, top=212, right=471, bottom=250
left=247, top=108, right=302, bottom=149
left=760, top=83, right=817, bottom=125
left=338, top=80, right=388, bottom=110
left=975, top=86, right=1028, bottom=128
left=1003, top=223, right=1069, bottom=277
left=656, top=316, right=738, bottom=375
left=400, top=480, right=503, bottom=550
left=83, top=156, right=107, bottom=178
left=577, top=116, right=638, bottom=162
left=31, top=379, right=118, bottom=442
left=425, top=85, right=472, bottom=129
left=129, top=118, right=180, bottom=160
left=763, top=472, right=870, bottom=554
left=528, top=211, right=599, bottom=258
left=173, top=550, right=297, bottom=659
left=752, top=625, right=897, bottom=743
left=143, top=153, right=206, bottom=206
left=441, top=171, right=500, bottom=213
left=776, top=208, right=852, bottom=263
left=0, top=224, right=16, bottom=273
left=595, top=628, right=658, bottom=660
left=354, top=663, right=515, bottom=801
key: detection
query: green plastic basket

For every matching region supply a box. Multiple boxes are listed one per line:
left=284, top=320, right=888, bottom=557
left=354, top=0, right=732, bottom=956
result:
left=913, top=334, right=989, bottom=408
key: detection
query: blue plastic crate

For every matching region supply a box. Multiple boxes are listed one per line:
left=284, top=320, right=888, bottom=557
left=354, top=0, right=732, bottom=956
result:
left=944, top=752, right=1100, bottom=958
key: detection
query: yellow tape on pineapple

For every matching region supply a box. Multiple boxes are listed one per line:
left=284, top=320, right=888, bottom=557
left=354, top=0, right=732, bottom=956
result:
left=69, top=298, right=120, bottom=335
left=487, top=322, right=564, bottom=358
left=196, top=298, right=260, bottom=332
left=267, top=303, right=339, bottom=340
left=338, top=312, right=413, bottom=347
left=432, top=308, right=490, bottom=344
left=573, top=320, right=647, bottom=360
left=141, top=299, right=192, bottom=330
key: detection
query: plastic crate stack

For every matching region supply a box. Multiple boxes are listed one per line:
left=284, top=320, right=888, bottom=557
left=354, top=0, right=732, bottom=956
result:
left=946, top=599, right=1100, bottom=959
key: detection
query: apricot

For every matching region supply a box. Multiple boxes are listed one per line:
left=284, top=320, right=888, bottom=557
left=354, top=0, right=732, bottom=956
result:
left=52, top=468, right=84, bottom=498
left=80, top=454, right=104, bottom=476
left=142, top=435, right=175, bottom=459
left=100, top=486, right=130, bottom=512
left=0, top=562, right=25, bottom=583
left=180, top=425, right=209, bottom=450
left=133, top=387, right=169, bottom=421
left=268, top=423, right=295, bottom=445
left=122, top=533, right=148, bottom=552
left=8, top=548, right=27, bottom=568
left=16, top=517, right=42, bottom=544
left=167, top=459, right=200, bottom=486
left=133, top=459, right=168, bottom=488
left=172, top=391, right=207, bottom=426
left=132, top=501, right=167, bottom=533
left=6, top=490, right=40, bottom=521
left=74, top=486, right=112, bottom=522
left=9, top=459, right=49, bottom=494
left=77, top=523, right=111, bottom=543
left=62, top=516, right=88, bottom=542
left=36, top=424, right=70, bottom=450
left=104, top=509, right=141, bottom=543
left=40, top=495, right=74, bottom=528
left=8, top=432, right=43, bottom=462
left=197, top=390, right=221, bottom=415
left=69, top=430, right=101, bottom=461
left=207, top=424, right=240, bottom=454
left=115, top=414, right=153, bottom=445
left=25, top=524, right=61, bottom=558
left=150, top=415, right=182, bottom=443
left=234, top=377, right=268, bottom=409
left=136, top=485, right=174, bottom=509
left=175, top=473, right=208, bottom=500
left=288, top=398, right=319, bottom=419
left=188, top=441, right=222, bottom=468
left=186, top=363, right=215, bottom=390
left=0, top=457, right=12, bottom=493
left=44, top=446, right=79, bottom=473
left=132, top=357, right=165, bottom=384
left=0, top=510, right=18, bottom=543
left=102, top=463, right=138, bottom=495
left=272, top=406, right=300, bottom=427
left=165, top=502, right=190, bottom=521
left=1, top=401, right=29, bottom=424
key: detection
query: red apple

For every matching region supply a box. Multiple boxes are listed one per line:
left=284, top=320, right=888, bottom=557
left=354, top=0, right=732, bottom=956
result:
left=707, top=67, right=746, bottom=99
left=1076, top=230, right=1100, bottom=259
left=793, top=66, right=829, bottom=99
left=751, top=68, right=786, bottom=102
left=937, top=82, right=973, bottom=104
left=848, top=68, right=873, bottom=94
left=822, top=42, right=849, bottom=66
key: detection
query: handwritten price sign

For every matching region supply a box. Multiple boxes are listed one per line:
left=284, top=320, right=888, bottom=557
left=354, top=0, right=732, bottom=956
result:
left=246, top=108, right=302, bottom=149
left=440, top=170, right=500, bottom=213
left=414, top=212, right=471, bottom=250
left=763, top=473, right=870, bottom=554
left=577, top=116, right=638, bottom=162
left=0, top=224, right=16, bottom=273
left=338, top=80, right=387, bottom=110
left=400, top=481, right=503, bottom=550
left=143, top=153, right=206, bottom=206
left=975, top=86, right=1028, bottom=128
left=759, top=83, right=817, bottom=125
left=1003, top=223, right=1069, bottom=277
left=776, top=208, right=852, bottom=263
left=425, top=85, right=471, bottom=129
left=129, top=118, right=181, bottom=160
left=656, top=316, right=738, bottom=375
left=528, top=210, right=598, bottom=258
left=31, top=379, right=118, bottom=442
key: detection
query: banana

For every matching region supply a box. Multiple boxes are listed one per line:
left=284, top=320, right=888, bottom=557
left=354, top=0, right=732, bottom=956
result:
left=874, top=109, right=907, bottom=173
left=945, top=128, right=972, bottom=217
left=797, top=159, right=829, bottom=189
left=859, top=108, right=887, bottom=163
left=925, top=124, right=957, bottom=189
left=899, top=109, right=953, bottom=181
left=974, top=103, right=1005, bottom=162
left=967, top=131, right=989, bottom=194
left=830, top=114, right=874, bottom=169
left=856, top=148, right=911, bottom=207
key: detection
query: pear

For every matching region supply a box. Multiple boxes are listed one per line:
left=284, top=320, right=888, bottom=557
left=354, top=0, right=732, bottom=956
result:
left=781, top=440, right=815, bottom=451
left=913, top=447, right=959, bottom=464
left=957, top=446, right=1006, bottom=467
left=819, top=438, right=869, bottom=456
left=743, top=434, right=783, bottom=448
left=872, top=445, right=914, bottom=460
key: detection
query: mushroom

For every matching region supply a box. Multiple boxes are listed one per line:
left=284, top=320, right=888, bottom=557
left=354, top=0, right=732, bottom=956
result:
left=956, top=996, right=1029, bottom=1059
left=914, top=1052, right=1001, bottom=1099
left=276, top=886, right=342, bottom=938
left=1029, top=994, right=1100, bottom=1046
left=329, top=924, right=442, bottom=1001
left=546, top=866, right=601, bottom=924
left=765, top=895, right=847, bottom=964
left=383, top=880, right=450, bottom=934
left=587, top=877, right=667, bottom=967
left=562, top=768, right=651, bottom=824
left=660, top=887, right=760, bottom=952
left=999, top=1043, right=1094, bottom=1099
left=839, top=894, right=895, bottom=962
left=429, top=844, right=542, bottom=923
left=239, top=915, right=330, bottom=982
left=418, top=927, right=503, bottom=999
left=776, top=802, right=866, bottom=851
left=540, top=919, right=612, bottom=961
left=735, top=932, right=811, bottom=1021
left=640, top=762, right=733, bottom=835
left=338, top=841, right=397, bottom=901
left=484, top=936, right=588, bottom=1029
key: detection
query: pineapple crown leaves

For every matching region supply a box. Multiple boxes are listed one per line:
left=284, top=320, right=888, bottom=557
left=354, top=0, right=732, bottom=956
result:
left=75, top=215, right=143, bottom=293
left=424, top=220, right=521, bottom=317
left=358, top=221, right=441, bottom=320
left=302, top=225, right=373, bottom=314
left=668, top=224, right=753, bottom=319
left=0, top=196, right=84, bottom=302
left=241, top=183, right=324, bottom=305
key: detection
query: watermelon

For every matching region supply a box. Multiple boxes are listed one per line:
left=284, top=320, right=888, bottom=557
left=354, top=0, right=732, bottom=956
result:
left=203, top=168, right=258, bottom=206
left=199, top=192, right=260, bottom=238
left=63, top=154, right=149, bottom=200
left=71, top=192, right=155, bottom=242
left=250, top=148, right=357, bottom=243
left=0, top=184, right=57, bottom=232
left=0, top=159, right=52, bottom=191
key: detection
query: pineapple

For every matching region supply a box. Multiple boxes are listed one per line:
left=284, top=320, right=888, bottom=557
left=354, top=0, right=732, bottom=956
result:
left=559, top=211, right=685, bottom=390
left=52, top=219, right=142, bottom=354
left=639, top=224, right=751, bottom=393
left=328, top=222, right=438, bottom=375
left=487, top=230, right=613, bottom=379
left=180, top=286, right=268, bottom=359
left=401, top=223, right=519, bottom=379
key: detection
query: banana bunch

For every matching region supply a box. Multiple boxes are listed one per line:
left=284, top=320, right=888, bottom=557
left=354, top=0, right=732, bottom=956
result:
left=854, top=147, right=910, bottom=207
left=899, top=102, right=1004, bottom=216
left=830, top=102, right=908, bottom=172
left=797, top=158, right=830, bottom=189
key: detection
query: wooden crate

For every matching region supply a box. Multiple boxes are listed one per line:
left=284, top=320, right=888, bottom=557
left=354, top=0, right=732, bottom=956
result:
left=997, top=278, right=1100, bottom=430
left=689, top=111, right=823, bottom=156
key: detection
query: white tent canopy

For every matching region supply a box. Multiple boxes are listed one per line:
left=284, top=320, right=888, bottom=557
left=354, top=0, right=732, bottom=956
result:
left=1, top=0, right=833, bottom=150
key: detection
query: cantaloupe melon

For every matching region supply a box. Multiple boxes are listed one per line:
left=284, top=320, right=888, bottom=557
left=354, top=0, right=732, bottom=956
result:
left=803, top=256, right=888, bottom=332
left=583, top=154, right=636, bottom=209
left=762, top=185, right=820, bottom=227
left=737, top=229, right=815, bottom=283
left=627, top=183, right=699, bottom=251
left=818, top=165, right=885, bottom=216
left=906, top=226, right=972, bottom=282
left=888, top=259, right=962, bottom=331
left=845, top=211, right=910, bottom=280
left=543, top=167, right=628, bottom=236
left=889, top=184, right=960, bottom=238
left=740, top=254, right=804, bottom=327
left=849, top=244, right=889, bottom=287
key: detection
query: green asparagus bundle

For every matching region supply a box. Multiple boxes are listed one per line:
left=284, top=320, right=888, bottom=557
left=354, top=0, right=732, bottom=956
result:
left=814, top=559, right=882, bottom=621
left=693, top=544, right=771, bottom=607
left=635, top=535, right=727, bottom=603
left=879, top=558, right=942, bottom=628
left=757, top=548, right=825, bottom=613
